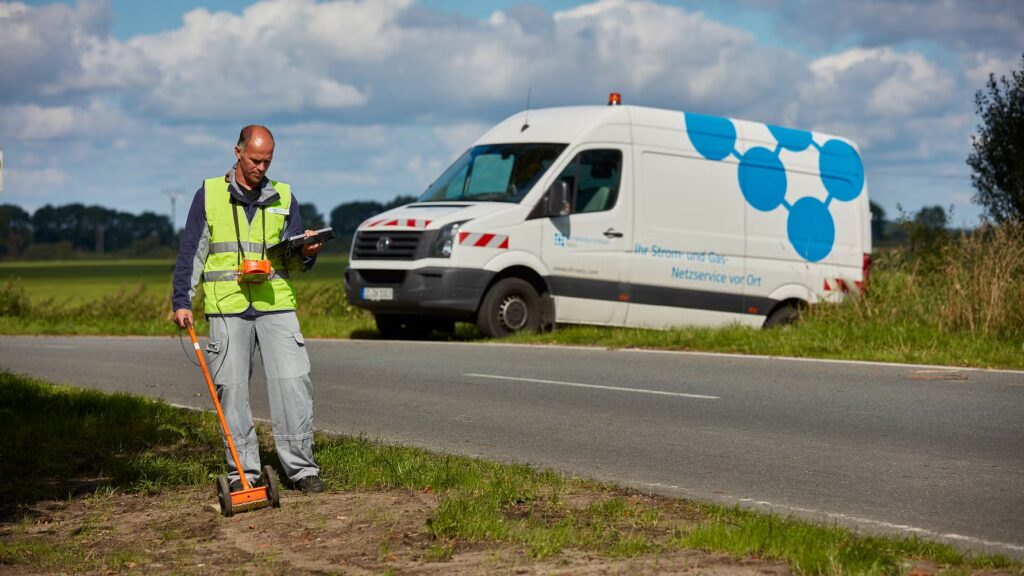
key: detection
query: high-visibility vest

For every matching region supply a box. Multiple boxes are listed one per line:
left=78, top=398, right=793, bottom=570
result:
left=201, top=177, right=297, bottom=314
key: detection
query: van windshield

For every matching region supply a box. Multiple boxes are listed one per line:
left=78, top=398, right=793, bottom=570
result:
left=418, top=143, right=567, bottom=203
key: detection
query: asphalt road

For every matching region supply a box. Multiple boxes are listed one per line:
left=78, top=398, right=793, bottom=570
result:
left=2, top=335, right=1022, bottom=556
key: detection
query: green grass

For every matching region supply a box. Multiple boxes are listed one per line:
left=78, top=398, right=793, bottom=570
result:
left=2, top=242, right=1024, bottom=370
left=0, top=255, right=348, bottom=304
left=0, top=373, right=1018, bottom=574
left=0, top=259, right=176, bottom=303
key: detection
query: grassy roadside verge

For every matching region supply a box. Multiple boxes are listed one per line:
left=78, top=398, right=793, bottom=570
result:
left=1, top=372, right=1019, bottom=574
left=2, top=225, right=1024, bottom=369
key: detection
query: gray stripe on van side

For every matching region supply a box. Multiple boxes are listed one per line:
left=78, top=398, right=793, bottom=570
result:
left=548, top=276, right=774, bottom=315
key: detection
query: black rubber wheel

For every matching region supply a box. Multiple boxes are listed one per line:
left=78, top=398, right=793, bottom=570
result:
left=764, top=303, right=803, bottom=328
left=262, top=465, right=281, bottom=508
left=216, top=475, right=234, bottom=517
left=476, top=278, right=542, bottom=338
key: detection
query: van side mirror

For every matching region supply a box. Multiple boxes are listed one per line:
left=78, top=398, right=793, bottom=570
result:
left=546, top=180, right=571, bottom=217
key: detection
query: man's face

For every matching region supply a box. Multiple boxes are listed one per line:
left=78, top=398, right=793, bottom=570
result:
left=234, top=134, right=274, bottom=189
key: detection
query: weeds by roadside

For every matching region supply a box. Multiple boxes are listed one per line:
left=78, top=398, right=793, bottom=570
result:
left=1, top=373, right=1018, bottom=574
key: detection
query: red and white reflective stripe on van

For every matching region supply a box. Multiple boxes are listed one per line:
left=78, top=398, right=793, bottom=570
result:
left=458, top=232, right=509, bottom=249
left=363, top=218, right=432, bottom=229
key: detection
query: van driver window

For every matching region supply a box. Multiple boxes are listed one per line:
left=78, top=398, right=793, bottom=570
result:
left=556, top=149, right=622, bottom=214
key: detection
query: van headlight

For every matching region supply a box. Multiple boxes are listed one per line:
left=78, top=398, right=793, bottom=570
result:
left=430, top=221, right=468, bottom=258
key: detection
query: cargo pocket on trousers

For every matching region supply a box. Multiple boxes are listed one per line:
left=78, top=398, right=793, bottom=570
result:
left=204, top=339, right=225, bottom=390
left=292, top=332, right=311, bottom=375
left=205, top=339, right=223, bottom=356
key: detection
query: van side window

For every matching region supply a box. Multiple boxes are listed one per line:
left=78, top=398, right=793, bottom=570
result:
left=556, top=149, right=622, bottom=214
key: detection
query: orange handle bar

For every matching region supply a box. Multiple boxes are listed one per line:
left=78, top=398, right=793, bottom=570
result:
left=187, top=324, right=251, bottom=491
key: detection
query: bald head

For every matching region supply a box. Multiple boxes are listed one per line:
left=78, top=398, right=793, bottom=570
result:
left=234, top=125, right=275, bottom=190
left=237, top=125, right=274, bottom=153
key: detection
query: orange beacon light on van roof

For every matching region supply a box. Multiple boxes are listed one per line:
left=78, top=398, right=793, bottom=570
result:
left=608, top=92, right=622, bottom=106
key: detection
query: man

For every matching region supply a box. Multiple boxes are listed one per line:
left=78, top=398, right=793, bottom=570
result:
left=172, top=125, right=324, bottom=493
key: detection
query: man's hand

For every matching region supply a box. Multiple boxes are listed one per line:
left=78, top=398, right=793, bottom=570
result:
left=300, top=229, right=323, bottom=258
left=174, top=309, right=194, bottom=328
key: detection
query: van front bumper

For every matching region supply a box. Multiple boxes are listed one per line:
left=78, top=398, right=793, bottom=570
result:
left=344, top=266, right=494, bottom=319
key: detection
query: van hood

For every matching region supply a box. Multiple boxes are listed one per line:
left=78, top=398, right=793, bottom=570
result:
left=357, top=202, right=514, bottom=231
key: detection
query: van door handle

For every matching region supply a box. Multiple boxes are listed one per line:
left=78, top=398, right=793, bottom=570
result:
left=603, top=228, right=623, bottom=238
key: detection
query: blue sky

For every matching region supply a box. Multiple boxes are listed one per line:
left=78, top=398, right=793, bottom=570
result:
left=2, top=0, right=1021, bottom=228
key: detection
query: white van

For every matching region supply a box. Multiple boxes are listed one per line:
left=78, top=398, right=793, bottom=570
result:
left=344, top=95, right=871, bottom=338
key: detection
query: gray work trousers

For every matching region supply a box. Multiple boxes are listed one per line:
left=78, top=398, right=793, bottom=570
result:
left=206, top=311, right=319, bottom=484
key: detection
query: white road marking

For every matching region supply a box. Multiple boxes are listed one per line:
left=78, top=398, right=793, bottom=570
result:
left=464, top=373, right=719, bottom=399
left=736, top=497, right=1024, bottom=554
left=635, top=482, right=1024, bottom=555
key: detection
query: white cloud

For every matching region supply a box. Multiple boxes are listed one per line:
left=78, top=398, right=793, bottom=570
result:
left=0, top=0, right=1014, bottom=224
left=809, top=48, right=955, bottom=117
left=756, top=0, right=1023, bottom=55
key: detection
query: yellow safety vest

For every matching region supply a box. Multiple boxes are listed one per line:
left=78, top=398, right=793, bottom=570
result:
left=201, top=177, right=297, bottom=314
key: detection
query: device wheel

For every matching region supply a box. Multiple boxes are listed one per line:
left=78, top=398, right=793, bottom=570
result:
left=216, top=475, right=234, bottom=517
left=477, top=278, right=542, bottom=338
left=262, top=465, right=282, bottom=508
left=764, top=302, right=803, bottom=328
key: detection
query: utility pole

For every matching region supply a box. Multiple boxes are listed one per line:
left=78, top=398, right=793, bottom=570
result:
left=164, top=188, right=182, bottom=249
left=164, top=188, right=182, bottom=229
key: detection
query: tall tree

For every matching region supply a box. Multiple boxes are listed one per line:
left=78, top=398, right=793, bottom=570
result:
left=0, top=204, right=32, bottom=258
left=328, top=196, right=416, bottom=235
left=299, top=203, right=325, bottom=230
left=967, top=53, right=1024, bottom=223
left=914, top=205, right=948, bottom=231
left=869, top=201, right=888, bottom=243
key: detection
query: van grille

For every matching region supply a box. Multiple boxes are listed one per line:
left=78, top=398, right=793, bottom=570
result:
left=352, top=231, right=422, bottom=260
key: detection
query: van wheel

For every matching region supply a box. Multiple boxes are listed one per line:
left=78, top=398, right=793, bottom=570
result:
left=764, top=303, right=803, bottom=328
left=477, top=278, right=541, bottom=338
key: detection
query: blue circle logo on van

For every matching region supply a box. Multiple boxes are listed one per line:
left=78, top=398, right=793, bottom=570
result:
left=685, top=114, right=863, bottom=262
left=788, top=197, right=835, bottom=262
left=768, top=125, right=813, bottom=152
left=738, top=147, right=787, bottom=212
left=683, top=112, right=737, bottom=161
left=819, top=139, right=864, bottom=202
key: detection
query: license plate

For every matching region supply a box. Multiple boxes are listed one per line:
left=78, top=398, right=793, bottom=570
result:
left=362, top=287, right=394, bottom=301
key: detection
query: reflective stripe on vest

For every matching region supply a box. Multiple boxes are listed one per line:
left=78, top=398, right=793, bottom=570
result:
left=201, top=177, right=297, bottom=314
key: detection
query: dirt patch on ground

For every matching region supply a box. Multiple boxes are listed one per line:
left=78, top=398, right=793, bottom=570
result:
left=1, top=487, right=793, bottom=575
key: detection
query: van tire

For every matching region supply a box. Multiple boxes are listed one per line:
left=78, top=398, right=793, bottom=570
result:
left=477, top=278, right=542, bottom=338
left=764, top=303, right=803, bottom=328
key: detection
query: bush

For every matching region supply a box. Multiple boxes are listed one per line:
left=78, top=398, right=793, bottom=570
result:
left=812, top=222, right=1024, bottom=338
left=0, top=279, right=32, bottom=317
left=938, top=223, right=1024, bottom=336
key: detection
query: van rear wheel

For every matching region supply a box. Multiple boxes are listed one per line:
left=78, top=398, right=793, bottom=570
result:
left=477, top=278, right=541, bottom=338
left=764, top=302, right=803, bottom=328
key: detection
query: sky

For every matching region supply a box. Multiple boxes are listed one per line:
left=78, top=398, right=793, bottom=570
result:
left=1, top=0, right=1021, bottom=229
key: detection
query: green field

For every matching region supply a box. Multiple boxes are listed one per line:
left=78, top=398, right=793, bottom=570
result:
left=0, top=256, right=349, bottom=304
left=2, top=229, right=1023, bottom=369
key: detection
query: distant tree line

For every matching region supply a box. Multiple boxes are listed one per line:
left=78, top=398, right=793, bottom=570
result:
left=1, top=203, right=174, bottom=260
left=0, top=195, right=419, bottom=260
left=871, top=201, right=953, bottom=248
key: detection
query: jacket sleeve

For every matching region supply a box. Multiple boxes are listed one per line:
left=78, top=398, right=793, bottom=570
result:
left=171, top=184, right=210, bottom=311
left=283, top=192, right=317, bottom=272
